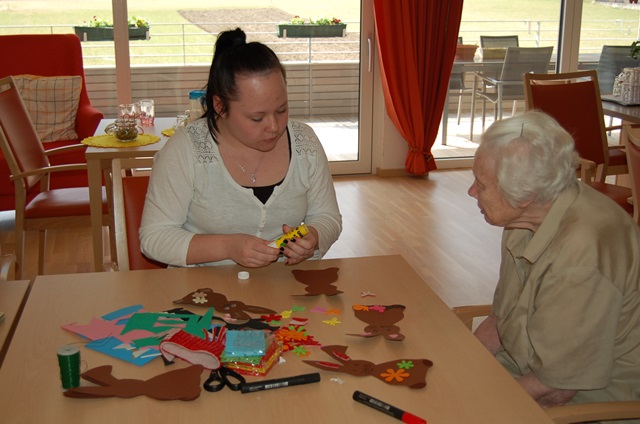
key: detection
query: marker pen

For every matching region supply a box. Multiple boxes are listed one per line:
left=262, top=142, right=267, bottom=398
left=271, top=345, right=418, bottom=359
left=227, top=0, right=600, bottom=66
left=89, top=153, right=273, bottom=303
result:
left=353, top=390, right=427, bottom=424
left=240, top=372, right=320, bottom=394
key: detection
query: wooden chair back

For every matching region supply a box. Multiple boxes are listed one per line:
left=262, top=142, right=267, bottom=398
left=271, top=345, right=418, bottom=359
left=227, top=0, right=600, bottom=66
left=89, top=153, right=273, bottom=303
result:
left=112, top=158, right=165, bottom=271
left=624, top=125, right=640, bottom=225
left=0, top=76, right=49, bottom=193
left=524, top=70, right=611, bottom=181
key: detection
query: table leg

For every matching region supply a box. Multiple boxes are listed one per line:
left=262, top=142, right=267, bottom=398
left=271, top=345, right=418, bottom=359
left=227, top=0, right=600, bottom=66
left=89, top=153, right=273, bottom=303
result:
left=470, top=73, right=478, bottom=141
left=442, top=90, right=449, bottom=146
left=88, top=158, right=104, bottom=272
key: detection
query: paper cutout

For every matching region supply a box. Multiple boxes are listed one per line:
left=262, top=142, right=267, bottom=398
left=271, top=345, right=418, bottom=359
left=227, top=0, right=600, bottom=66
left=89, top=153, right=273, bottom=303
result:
left=360, top=291, right=376, bottom=298
left=274, top=323, right=321, bottom=352
left=123, top=308, right=214, bottom=339
left=347, top=304, right=406, bottom=341
left=323, top=318, right=341, bottom=326
left=86, top=337, right=160, bottom=366
left=303, top=345, right=432, bottom=389
left=174, top=288, right=276, bottom=321
left=291, top=267, right=342, bottom=296
left=63, top=306, right=216, bottom=366
left=63, top=365, right=204, bottom=401
left=160, top=328, right=225, bottom=370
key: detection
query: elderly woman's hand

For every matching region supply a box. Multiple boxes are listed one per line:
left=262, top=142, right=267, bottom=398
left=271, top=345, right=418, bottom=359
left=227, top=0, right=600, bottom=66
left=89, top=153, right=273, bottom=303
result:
left=279, top=224, right=318, bottom=266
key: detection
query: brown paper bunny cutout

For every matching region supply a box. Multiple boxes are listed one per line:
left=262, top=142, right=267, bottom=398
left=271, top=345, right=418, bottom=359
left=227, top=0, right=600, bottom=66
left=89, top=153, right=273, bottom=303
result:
left=347, top=304, right=406, bottom=341
left=174, top=288, right=276, bottom=321
left=292, top=267, right=342, bottom=296
left=303, top=345, right=432, bottom=389
left=63, top=364, right=204, bottom=401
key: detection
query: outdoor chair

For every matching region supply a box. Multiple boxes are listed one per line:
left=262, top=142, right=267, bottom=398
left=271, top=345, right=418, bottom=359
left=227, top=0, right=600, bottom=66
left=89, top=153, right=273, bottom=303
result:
left=0, top=76, right=112, bottom=279
left=451, top=305, right=640, bottom=424
left=524, top=70, right=629, bottom=182
left=596, top=45, right=640, bottom=95
left=470, top=46, right=553, bottom=140
left=479, top=35, right=519, bottom=49
left=111, top=158, right=166, bottom=271
left=596, top=45, right=640, bottom=133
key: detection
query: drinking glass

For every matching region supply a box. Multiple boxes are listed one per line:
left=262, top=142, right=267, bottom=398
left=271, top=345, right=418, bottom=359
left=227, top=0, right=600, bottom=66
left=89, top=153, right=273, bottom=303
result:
left=118, top=103, right=136, bottom=119
left=138, top=99, right=155, bottom=126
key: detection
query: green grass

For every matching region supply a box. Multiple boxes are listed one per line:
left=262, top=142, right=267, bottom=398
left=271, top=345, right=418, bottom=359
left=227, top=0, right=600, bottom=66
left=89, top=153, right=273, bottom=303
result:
left=1, top=0, right=638, bottom=64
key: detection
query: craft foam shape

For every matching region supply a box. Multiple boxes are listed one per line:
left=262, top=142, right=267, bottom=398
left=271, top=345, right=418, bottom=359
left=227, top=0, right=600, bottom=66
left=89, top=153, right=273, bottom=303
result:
left=291, top=267, right=342, bottom=296
left=86, top=336, right=159, bottom=366
left=347, top=304, right=406, bottom=341
left=63, top=364, right=205, bottom=401
left=121, top=308, right=213, bottom=338
left=159, top=329, right=224, bottom=370
left=173, top=288, right=276, bottom=321
left=303, top=345, right=432, bottom=389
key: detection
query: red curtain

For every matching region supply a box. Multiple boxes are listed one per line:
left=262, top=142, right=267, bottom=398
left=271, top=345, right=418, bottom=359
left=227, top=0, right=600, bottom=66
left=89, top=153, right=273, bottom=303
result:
left=373, top=0, right=464, bottom=175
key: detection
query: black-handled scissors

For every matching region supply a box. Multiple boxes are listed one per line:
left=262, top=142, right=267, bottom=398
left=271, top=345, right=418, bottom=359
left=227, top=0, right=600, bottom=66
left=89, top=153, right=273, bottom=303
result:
left=203, top=366, right=246, bottom=392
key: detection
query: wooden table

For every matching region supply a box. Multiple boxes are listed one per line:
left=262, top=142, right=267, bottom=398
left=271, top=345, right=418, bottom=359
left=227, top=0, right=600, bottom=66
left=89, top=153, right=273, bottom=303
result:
left=86, top=117, right=175, bottom=271
left=0, top=256, right=553, bottom=423
left=0, top=280, right=30, bottom=367
left=602, top=99, right=640, bottom=124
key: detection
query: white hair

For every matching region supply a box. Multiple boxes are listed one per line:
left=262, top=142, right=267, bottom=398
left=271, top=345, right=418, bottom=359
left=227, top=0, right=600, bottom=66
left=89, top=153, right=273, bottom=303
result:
left=477, top=110, right=579, bottom=207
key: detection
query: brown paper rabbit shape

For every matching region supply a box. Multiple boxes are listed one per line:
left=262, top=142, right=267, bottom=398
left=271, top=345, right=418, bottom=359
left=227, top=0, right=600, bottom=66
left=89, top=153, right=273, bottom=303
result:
left=291, top=267, right=342, bottom=296
left=174, top=288, right=276, bottom=321
left=64, top=365, right=204, bottom=401
left=303, top=345, right=432, bottom=389
left=348, top=304, right=406, bottom=341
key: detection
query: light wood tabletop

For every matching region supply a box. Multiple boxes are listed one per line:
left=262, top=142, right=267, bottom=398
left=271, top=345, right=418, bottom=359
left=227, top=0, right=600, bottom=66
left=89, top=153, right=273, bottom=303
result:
left=86, top=117, right=174, bottom=272
left=0, top=280, right=30, bottom=367
left=0, top=255, right=553, bottom=423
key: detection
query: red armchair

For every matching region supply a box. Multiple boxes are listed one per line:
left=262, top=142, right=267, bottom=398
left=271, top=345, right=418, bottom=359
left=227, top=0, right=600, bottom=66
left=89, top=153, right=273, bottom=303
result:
left=0, top=34, right=103, bottom=211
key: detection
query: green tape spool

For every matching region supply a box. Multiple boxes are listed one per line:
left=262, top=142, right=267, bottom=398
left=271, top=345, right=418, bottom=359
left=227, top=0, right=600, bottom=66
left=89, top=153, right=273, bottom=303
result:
left=57, top=345, right=81, bottom=389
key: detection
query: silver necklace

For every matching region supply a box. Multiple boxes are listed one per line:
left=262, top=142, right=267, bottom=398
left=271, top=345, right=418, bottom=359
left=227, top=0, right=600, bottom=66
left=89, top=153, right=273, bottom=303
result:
left=234, top=160, right=257, bottom=183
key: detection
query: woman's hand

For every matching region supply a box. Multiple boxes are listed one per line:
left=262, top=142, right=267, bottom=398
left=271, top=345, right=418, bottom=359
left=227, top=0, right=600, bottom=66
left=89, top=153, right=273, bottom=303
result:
left=227, top=234, right=281, bottom=267
left=187, top=233, right=279, bottom=268
left=279, top=224, right=319, bottom=265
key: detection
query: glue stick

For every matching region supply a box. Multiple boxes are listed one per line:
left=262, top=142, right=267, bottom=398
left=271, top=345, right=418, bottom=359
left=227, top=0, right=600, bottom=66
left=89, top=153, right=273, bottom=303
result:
left=269, top=223, right=309, bottom=248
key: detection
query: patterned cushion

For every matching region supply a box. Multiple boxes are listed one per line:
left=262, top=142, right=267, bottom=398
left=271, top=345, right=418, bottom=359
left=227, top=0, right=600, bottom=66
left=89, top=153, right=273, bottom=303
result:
left=13, top=74, right=81, bottom=143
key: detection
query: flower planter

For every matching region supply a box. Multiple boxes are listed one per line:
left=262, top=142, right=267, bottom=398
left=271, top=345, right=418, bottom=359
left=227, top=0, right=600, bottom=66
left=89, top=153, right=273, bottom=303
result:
left=74, top=26, right=149, bottom=42
left=455, top=44, right=478, bottom=62
left=277, top=23, right=347, bottom=38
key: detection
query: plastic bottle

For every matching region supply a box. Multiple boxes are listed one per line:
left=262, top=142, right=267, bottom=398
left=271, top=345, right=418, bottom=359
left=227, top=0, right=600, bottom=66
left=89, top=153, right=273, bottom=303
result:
left=188, top=90, right=206, bottom=121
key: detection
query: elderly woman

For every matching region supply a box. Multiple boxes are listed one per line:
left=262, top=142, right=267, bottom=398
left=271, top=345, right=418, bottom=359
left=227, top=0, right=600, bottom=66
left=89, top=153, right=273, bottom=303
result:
left=468, top=110, right=640, bottom=409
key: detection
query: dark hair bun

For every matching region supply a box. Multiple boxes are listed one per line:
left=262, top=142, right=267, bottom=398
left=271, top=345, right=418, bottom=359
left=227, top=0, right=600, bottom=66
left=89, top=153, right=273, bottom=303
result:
left=216, top=28, right=246, bottom=54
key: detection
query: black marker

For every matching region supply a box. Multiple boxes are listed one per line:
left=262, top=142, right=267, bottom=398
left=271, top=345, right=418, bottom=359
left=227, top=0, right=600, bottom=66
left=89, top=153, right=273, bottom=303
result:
left=353, top=390, right=427, bottom=424
left=240, top=372, right=320, bottom=394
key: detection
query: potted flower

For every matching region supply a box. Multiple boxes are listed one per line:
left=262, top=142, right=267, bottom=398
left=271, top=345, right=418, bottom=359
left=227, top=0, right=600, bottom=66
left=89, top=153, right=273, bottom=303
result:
left=74, top=15, right=150, bottom=41
left=631, top=40, right=640, bottom=60
left=277, top=16, right=347, bottom=38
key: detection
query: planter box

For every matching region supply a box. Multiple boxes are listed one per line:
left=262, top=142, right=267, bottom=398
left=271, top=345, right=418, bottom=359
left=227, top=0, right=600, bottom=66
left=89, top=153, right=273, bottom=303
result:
left=74, top=26, right=149, bottom=42
left=277, top=23, right=347, bottom=38
left=455, top=44, right=478, bottom=61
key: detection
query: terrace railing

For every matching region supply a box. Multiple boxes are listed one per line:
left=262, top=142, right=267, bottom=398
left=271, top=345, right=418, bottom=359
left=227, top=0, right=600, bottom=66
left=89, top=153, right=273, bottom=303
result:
left=1, top=18, right=639, bottom=66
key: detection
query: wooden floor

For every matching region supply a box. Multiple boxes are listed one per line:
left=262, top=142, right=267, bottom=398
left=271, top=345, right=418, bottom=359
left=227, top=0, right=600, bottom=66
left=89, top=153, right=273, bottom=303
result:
left=0, top=169, right=502, bottom=308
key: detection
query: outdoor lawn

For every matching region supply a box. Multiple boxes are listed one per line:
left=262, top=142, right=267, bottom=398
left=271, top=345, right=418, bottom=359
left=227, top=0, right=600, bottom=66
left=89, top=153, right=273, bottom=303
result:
left=0, top=0, right=638, bottom=64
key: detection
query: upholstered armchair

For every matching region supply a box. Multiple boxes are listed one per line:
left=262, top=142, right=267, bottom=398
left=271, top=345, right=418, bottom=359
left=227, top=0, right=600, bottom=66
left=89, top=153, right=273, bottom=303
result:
left=0, top=34, right=103, bottom=211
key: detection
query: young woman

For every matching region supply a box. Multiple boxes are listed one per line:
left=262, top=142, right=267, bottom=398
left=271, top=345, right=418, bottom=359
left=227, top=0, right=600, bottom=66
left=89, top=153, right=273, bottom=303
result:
left=140, top=28, right=342, bottom=268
